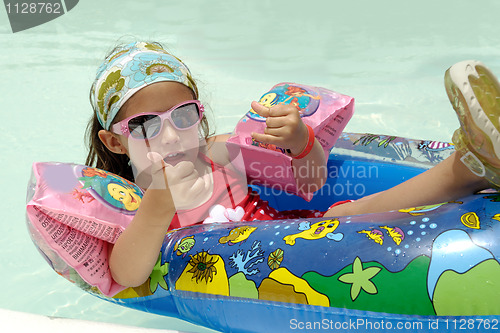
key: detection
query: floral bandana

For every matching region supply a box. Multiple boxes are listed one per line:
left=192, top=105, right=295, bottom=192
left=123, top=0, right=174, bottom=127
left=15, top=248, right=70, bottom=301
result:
left=91, top=42, right=197, bottom=130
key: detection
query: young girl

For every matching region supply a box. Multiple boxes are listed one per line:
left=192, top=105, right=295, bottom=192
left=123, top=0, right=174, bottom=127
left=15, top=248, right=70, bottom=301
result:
left=87, top=41, right=500, bottom=288
left=86, top=41, right=328, bottom=287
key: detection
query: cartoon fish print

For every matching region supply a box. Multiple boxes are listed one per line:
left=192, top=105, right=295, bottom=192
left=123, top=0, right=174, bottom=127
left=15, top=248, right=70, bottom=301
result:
left=398, top=201, right=462, bottom=216
left=174, top=236, right=196, bottom=258
left=258, top=92, right=279, bottom=108
left=108, top=183, right=142, bottom=211
left=219, top=226, right=257, bottom=246
left=418, top=140, right=454, bottom=152
left=283, top=219, right=340, bottom=246
left=357, top=229, right=384, bottom=245
left=379, top=226, right=405, bottom=245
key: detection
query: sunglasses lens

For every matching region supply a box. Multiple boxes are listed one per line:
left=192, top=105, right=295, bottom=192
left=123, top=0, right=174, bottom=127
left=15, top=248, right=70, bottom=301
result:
left=125, top=102, right=201, bottom=139
left=128, top=115, right=161, bottom=139
left=171, top=103, right=200, bottom=129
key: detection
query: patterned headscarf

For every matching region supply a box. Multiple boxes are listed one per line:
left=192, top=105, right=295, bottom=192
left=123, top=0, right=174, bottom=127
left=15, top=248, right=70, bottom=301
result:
left=91, top=42, right=198, bottom=130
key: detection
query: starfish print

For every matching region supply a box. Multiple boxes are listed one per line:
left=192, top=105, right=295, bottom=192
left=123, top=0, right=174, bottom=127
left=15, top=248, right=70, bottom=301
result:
left=72, top=188, right=95, bottom=203
left=338, top=256, right=381, bottom=301
left=149, top=253, right=169, bottom=293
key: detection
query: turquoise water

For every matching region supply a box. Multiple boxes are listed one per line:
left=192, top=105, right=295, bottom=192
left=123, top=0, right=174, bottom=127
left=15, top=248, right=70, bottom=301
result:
left=2, top=0, right=500, bottom=331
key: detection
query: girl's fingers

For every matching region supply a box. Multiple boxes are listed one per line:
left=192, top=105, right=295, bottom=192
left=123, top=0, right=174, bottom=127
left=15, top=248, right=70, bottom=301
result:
left=147, top=152, right=166, bottom=171
left=147, top=152, right=169, bottom=189
left=251, top=131, right=283, bottom=146
left=263, top=126, right=285, bottom=137
left=147, top=151, right=163, bottom=163
left=250, top=101, right=304, bottom=150
left=250, top=101, right=271, bottom=118
left=173, top=161, right=196, bottom=179
left=251, top=101, right=297, bottom=118
left=265, top=115, right=289, bottom=129
left=267, top=105, right=295, bottom=117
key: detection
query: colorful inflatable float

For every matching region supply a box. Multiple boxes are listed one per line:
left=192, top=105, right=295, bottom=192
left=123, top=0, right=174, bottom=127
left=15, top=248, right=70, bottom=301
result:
left=26, top=130, right=500, bottom=333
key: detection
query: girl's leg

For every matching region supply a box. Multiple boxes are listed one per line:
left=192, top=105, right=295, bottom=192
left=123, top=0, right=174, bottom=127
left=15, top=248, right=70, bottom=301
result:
left=324, top=151, right=489, bottom=217
left=326, top=60, right=500, bottom=218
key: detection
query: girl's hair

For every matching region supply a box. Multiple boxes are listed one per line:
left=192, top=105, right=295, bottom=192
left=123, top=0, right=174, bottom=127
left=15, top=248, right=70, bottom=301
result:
left=85, top=42, right=213, bottom=182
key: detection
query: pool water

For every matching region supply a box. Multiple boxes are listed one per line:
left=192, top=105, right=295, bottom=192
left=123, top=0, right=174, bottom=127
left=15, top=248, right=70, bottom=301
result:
left=2, top=0, right=500, bottom=332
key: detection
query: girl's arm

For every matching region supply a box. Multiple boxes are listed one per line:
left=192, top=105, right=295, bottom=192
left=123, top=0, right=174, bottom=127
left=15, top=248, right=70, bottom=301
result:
left=109, top=188, right=175, bottom=287
left=109, top=153, right=175, bottom=287
left=289, top=136, right=327, bottom=193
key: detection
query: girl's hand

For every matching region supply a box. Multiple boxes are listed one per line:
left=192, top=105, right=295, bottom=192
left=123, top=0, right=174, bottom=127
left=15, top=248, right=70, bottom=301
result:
left=147, top=152, right=169, bottom=190
left=250, top=101, right=308, bottom=156
left=147, top=152, right=209, bottom=209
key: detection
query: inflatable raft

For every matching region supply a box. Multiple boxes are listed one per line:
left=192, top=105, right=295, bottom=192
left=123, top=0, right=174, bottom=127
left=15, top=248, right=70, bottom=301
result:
left=26, top=132, right=500, bottom=333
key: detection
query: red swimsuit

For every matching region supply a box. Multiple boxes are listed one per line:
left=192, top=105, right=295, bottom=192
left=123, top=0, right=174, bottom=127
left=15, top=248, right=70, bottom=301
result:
left=168, top=155, right=324, bottom=230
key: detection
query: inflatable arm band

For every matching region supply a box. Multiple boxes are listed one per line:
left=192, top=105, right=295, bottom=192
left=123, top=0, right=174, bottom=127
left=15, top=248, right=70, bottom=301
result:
left=26, top=163, right=143, bottom=296
left=226, top=83, right=354, bottom=201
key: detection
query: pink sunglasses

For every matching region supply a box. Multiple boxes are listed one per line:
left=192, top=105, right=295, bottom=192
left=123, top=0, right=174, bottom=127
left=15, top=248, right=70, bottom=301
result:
left=111, top=100, right=204, bottom=140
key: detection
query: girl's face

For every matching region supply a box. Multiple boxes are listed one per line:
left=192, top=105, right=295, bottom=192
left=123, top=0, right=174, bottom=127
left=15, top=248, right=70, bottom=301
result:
left=114, top=82, right=202, bottom=176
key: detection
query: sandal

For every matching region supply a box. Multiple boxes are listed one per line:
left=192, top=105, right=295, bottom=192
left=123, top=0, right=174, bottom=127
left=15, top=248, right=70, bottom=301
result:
left=445, top=60, right=500, bottom=187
